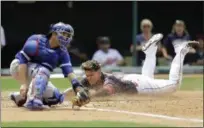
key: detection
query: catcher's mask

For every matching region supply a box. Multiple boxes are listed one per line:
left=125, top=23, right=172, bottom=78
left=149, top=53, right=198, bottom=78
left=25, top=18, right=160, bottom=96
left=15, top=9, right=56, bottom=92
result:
left=49, top=22, right=74, bottom=51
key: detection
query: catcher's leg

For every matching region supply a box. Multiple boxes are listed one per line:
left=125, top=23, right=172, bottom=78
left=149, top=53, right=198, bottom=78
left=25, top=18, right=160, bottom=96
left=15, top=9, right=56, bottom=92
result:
left=42, top=81, right=65, bottom=106
left=43, top=81, right=59, bottom=99
left=9, top=81, right=64, bottom=107
left=141, top=33, right=163, bottom=78
left=136, top=44, right=191, bottom=95
left=24, top=66, right=50, bottom=110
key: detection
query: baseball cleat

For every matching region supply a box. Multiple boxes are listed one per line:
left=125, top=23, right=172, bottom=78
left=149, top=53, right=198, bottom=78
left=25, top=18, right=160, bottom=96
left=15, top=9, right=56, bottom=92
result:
left=180, top=45, right=191, bottom=55
left=9, top=93, right=16, bottom=103
left=184, top=40, right=199, bottom=47
left=174, top=40, right=199, bottom=54
left=9, top=92, right=27, bottom=107
left=142, top=33, right=163, bottom=51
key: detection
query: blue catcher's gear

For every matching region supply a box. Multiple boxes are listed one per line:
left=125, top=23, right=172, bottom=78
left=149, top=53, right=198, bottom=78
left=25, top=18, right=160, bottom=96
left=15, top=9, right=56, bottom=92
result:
left=24, top=65, right=50, bottom=110
left=49, top=22, right=74, bottom=51
left=29, top=65, right=50, bottom=99
left=53, top=88, right=64, bottom=104
left=25, top=97, right=44, bottom=110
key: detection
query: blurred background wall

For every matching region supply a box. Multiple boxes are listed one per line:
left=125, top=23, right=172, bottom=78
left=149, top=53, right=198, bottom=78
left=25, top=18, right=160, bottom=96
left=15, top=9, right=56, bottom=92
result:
left=1, top=1, right=203, bottom=68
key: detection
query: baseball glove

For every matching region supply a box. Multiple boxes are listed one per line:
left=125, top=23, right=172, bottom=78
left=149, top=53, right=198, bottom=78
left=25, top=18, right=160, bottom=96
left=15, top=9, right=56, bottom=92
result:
left=72, top=87, right=90, bottom=107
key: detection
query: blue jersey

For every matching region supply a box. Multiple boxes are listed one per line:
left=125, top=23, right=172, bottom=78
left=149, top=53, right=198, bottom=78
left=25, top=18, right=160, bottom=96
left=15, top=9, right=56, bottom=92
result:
left=163, top=33, right=191, bottom=57
left=15, top=34, right=73, bottom=77
left=136, top=34, right=147, bottom=45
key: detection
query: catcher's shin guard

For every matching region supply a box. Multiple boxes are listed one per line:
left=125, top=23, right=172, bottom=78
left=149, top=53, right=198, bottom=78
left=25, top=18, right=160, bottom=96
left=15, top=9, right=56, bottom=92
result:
left=25, top=67, right=50, bottom=110
left=32, top=73, right=48, bottom=98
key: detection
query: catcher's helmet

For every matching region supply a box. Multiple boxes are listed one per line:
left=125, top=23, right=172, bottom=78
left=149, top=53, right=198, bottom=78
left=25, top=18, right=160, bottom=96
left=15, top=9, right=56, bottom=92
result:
left=49, top=22, right=74, bottom=51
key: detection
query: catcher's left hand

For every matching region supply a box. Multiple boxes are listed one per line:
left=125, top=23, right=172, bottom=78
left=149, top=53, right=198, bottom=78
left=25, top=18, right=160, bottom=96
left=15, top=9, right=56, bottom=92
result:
left=72, top=87, right=90, bottom=107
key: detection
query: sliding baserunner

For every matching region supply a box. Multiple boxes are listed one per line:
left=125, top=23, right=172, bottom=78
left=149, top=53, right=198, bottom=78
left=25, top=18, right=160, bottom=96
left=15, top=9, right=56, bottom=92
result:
left=76, top=34, right=198, bottom=99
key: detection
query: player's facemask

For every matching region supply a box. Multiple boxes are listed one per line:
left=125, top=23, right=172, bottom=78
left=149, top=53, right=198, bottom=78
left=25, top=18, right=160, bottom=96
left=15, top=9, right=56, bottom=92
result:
left=57, top=31, right=73, bottom=51
left=50, top=22, right=74, bottom=51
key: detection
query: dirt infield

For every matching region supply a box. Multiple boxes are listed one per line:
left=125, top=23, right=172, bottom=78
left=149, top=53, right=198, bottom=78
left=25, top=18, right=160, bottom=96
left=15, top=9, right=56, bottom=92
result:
left=1, top=90, right=203, bottom=127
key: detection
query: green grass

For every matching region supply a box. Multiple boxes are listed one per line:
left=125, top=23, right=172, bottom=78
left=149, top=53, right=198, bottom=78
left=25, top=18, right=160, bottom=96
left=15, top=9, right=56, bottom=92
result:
left=1, top=76, right=203, bottom=91
left=0, top=78, right=71, bottom=91
left=1, top=121, right=168, bottom=127
left=180, top=77, right=203, bottom=90
left=155, top=76, right=203, bottom=90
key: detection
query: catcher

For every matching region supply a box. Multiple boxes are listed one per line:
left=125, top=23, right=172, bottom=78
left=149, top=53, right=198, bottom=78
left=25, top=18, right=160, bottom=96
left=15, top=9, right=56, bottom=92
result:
left=9, top=58, right=76, bottom=107
left=71, top=33, right=199, bottom=107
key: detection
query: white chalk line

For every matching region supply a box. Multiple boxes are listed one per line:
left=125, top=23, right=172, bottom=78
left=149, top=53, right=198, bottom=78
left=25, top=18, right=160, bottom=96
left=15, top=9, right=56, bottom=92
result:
left=77, top=107, right=203, bottom=123
left=2, top=106, right=203, bottom=123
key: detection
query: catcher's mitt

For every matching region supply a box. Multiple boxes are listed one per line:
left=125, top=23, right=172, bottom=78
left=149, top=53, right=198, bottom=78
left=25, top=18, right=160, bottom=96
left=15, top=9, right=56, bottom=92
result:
left=72, top=87, right=90, bottom=107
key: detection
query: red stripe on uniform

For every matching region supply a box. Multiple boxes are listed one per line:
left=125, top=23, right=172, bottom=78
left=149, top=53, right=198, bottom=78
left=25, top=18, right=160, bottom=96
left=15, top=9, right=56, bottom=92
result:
left=35, top=39, right=39, bottom=56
